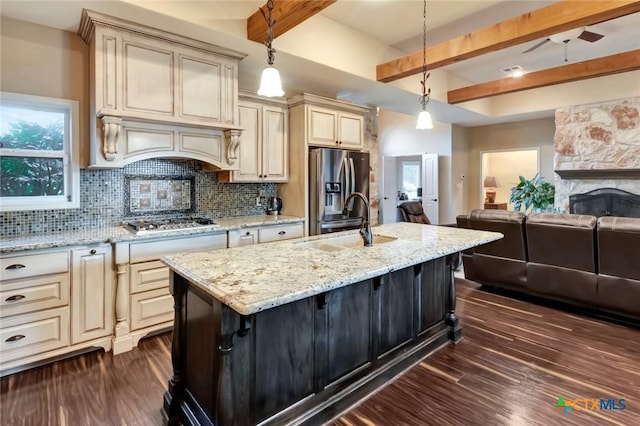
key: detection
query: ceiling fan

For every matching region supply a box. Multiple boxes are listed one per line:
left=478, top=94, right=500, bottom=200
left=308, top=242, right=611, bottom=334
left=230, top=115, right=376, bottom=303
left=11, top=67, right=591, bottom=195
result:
left=523, top=27, right=605, bottom=55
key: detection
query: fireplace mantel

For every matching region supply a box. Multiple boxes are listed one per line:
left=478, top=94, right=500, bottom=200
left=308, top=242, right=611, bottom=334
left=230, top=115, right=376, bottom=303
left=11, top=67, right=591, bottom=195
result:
left=555, top=169, right=640, bottom=179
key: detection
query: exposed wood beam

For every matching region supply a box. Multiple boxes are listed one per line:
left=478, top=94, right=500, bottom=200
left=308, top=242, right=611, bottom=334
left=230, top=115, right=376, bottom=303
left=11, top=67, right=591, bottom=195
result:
left=247, top=0, right=337, bottom=43
left=447, top=50, right=640, bottom=104
left=377, top=0, right=640, bottom=83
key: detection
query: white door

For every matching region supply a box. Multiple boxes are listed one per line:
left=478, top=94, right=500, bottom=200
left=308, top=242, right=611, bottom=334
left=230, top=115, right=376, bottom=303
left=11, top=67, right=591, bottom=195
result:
left=422, top=153, right=439, bottom=224
left=381, top=156, right=398, bottom=224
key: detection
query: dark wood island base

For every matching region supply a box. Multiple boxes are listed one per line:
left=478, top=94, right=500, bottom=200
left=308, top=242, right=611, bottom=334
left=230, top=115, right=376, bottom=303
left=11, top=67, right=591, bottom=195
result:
left=163, top=254, right=461, bottom=426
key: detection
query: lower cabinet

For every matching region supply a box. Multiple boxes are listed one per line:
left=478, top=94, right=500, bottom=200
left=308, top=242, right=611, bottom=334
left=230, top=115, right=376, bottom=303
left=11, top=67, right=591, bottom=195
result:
left=71, top=246, right=114, bottom=344
left=0, top=244, right=113, bottom=375
left=112, top=232, right=229, bottom=354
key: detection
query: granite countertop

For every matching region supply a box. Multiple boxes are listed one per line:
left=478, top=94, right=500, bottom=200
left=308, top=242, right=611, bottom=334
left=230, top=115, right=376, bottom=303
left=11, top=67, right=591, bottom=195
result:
left=162, top=222, right=503, bottom=316
left=0, top=215, right=304, bottom=253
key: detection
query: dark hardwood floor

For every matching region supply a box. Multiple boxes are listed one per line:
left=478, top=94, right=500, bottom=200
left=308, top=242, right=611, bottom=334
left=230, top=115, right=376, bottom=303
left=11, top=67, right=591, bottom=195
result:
left=2, top=279, right=639, bottom=425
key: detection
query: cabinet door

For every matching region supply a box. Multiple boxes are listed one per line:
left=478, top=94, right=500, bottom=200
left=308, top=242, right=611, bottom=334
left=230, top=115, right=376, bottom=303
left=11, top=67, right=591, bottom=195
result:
left=261, top=105, right=288, bottom=182
left=378, top=268, right=414, bottom=355
left=338, top=112, right=364, bottom=149
left=71, top=245, right=114, bottom=344
left=121, top=35, right=174, bottom=117
left=307, top=107, right=337, bottom=147
left=232, top=102, right=262, bottom=182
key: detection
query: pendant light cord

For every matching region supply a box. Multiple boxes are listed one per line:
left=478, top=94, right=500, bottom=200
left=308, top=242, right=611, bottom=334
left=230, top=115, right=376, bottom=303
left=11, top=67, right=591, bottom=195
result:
left=419, top=0, right=431, bottom=110
left=260, top=0, right=277, bottom=66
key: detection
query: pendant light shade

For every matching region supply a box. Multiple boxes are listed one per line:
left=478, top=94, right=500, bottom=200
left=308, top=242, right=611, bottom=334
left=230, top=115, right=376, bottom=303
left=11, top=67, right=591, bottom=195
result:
left=416, top=110, right=434, bottom=130
left=416, top=0, right=433, bottom=130
left=258, top=66, right=284, bottom=97
left=256, top=0, right=284, bottom=98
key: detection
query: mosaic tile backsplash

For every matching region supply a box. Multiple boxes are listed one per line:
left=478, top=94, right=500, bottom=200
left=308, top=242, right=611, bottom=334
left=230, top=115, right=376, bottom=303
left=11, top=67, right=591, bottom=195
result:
left=1, top=159, right=276, bottom=236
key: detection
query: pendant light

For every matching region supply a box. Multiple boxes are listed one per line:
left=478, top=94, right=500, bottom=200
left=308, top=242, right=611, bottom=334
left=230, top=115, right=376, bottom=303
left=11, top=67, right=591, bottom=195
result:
left=257, top=0, right=284, bottom=97
left=416, top=0, right=433, bottom=130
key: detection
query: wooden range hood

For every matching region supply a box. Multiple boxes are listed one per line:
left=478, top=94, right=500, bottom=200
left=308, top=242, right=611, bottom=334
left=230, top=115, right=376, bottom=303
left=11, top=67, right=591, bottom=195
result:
left=78, top=10, right=247, bottom=169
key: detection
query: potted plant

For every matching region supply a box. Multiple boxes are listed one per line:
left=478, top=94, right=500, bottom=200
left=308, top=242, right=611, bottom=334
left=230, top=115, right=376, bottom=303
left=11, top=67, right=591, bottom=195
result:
left=509, top=173, right=555, bottom=212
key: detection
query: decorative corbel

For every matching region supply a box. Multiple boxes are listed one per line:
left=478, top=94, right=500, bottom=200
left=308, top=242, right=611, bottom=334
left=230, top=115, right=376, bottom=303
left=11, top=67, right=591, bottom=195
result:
left=224, top=129, right=242, bottom=165
left=101, top=116, right=122, bottom=161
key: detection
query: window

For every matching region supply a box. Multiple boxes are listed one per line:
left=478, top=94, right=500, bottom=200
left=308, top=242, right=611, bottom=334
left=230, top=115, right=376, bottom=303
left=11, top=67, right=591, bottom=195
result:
left=0, top=92, right=79, bottom=211
left=401, top=160, right=421, bottom=200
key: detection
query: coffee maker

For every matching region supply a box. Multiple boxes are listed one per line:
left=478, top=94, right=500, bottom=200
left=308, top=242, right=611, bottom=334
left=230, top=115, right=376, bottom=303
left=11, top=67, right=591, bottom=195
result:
left=266, top=196, right=283, bottom=216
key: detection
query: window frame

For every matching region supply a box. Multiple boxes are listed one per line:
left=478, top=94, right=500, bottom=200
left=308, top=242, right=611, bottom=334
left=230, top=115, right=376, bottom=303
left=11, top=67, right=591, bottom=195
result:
left=0, top=92, right=80, bottom=211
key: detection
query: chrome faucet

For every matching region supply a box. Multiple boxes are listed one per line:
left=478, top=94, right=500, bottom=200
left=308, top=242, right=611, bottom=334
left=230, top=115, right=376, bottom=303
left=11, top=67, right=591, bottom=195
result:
left=342, top=192, right=372, bottom=246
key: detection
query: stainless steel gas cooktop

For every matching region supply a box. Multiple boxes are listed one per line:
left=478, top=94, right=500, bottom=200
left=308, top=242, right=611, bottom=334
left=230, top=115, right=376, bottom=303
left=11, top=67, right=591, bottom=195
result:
left=124, top=217, right=219, bottom=235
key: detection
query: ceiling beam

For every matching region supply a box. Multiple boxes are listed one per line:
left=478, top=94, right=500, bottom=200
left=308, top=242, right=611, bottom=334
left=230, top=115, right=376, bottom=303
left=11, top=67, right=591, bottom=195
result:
left=377, top=0, right=640, bottom=83
left=247, top=0, right=337, bottom=43
left=447, top=50, right=640, bottom=104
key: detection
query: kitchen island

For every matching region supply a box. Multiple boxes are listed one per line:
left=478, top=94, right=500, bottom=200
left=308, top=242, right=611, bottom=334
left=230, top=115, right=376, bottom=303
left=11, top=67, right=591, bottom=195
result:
left=161, top=222, right=501, bottom=425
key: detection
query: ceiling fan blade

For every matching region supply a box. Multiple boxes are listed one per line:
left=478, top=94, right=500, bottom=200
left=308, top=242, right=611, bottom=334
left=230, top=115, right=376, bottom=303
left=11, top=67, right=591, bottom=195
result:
left=522, top=38, right=551, bottom=53
left=578, top=30, right=604, bottom=42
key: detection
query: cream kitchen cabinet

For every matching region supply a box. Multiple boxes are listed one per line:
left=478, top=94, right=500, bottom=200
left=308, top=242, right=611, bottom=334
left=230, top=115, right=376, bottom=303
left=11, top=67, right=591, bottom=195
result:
left=219, top=93, right=288, bottom=183
left=78, top=10, right=246, bottom=169
left=307, top=106, right=364, bottom=150
left=228, top=228, right=259, bottom=247
left=279, top=94, right=371, bottom=234
left=112, top=232, right=227, bottom=354
left=71, top=245, right=113, bottom=344
left=228, top=223, right=303, bottom=248
left=0, top=244, right=113, bottom=375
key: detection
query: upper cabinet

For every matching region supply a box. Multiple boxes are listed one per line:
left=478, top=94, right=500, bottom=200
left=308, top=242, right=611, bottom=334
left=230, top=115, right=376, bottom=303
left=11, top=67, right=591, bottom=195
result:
left=218, top=92, right=288, bottom=183
left=307, top=106, right=365, bottom=150
left=288, top=93, right=369, bottom=151
left=78, top=10, right=247, bottom=169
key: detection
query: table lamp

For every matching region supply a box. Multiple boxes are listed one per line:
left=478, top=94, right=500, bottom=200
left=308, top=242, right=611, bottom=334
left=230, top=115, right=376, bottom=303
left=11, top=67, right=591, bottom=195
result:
left=483, top=176, right=500, bottom=203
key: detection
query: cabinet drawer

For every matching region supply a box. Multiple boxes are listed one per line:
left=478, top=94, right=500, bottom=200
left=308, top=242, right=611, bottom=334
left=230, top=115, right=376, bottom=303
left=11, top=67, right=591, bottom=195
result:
left=129, top=233, right=227, bottom=263
left=130, top=288, right=174, bottom=331
left=130, top=261, right=170, bottom=294
left=1, top=251, right=69, bottom=281
left=259, top=223, right=304, bottom=243
left=0, top=274, right=70, bottom=318
left=0, top=307, right=70, bottom=363
left=228, top=228, right=259, bottom=247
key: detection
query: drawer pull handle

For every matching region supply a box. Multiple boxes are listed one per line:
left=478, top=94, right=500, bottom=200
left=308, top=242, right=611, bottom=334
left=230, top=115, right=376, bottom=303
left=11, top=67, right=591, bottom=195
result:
left=246, top=231, right=251, bottom=236
left=5, top=335, right=25, bottom=342
left=5, top=295, right=25, bottom=302
left=90, top=249, right=97, bottom=255
left=278, top=231, right=286, bottom=235
left=5, top=264, right=26, bottom=270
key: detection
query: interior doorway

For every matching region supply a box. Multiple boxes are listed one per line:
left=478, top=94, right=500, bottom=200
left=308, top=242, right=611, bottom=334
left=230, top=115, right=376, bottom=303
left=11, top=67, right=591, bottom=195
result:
left=480, top=148, right=539, bottom=209
left=381, top=153, right=439, bottom=224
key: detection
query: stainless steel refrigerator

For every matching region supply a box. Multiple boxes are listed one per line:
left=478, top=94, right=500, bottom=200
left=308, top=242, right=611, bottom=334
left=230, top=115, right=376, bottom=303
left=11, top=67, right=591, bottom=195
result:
left=309, top=148, right=370, bottom=235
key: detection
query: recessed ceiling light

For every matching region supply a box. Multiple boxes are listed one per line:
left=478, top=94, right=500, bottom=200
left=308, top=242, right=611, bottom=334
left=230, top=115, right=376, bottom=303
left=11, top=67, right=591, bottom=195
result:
left=499, top=65, right=525, bottom=78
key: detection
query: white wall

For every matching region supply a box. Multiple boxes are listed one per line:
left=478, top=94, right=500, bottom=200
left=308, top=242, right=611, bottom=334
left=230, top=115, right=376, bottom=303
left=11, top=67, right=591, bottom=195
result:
left=378, top=109, right=457, bottom=224
left=451, top=125, right=471, bottom=218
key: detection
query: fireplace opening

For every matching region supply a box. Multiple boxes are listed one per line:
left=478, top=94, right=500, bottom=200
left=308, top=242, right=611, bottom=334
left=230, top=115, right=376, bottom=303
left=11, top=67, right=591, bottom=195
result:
left=570, top=188, right=640, bottom=218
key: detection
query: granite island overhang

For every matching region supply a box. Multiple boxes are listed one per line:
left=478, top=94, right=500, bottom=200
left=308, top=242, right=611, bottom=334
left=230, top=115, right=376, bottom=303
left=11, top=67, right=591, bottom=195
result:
left=161, top=222, right=502, bottom=426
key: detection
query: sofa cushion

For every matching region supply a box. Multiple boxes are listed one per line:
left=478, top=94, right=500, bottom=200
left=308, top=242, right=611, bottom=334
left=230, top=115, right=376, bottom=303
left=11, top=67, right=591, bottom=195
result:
left=526, top=213, right=597, bottom=272
left=597, top=216, right=640, bottom=281
left=527, top=263, right=597, bottom=305
left=597, top=275, right=640, bottom=319
left=468, top=209, right=527, bottom=261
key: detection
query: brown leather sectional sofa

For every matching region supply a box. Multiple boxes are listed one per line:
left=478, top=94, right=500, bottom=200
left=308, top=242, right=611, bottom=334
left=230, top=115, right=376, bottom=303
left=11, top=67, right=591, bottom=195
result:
left=457, top=209, right=640, bottom=321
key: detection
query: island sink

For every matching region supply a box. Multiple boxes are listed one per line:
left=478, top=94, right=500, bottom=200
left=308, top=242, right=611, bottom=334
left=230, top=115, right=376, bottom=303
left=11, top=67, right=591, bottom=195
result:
left=296, top=233, right=397, bottom=251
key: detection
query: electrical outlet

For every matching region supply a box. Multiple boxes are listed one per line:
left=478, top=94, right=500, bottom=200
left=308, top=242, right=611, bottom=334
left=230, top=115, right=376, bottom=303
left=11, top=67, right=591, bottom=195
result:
left=256, top=196, right=262, bottom=207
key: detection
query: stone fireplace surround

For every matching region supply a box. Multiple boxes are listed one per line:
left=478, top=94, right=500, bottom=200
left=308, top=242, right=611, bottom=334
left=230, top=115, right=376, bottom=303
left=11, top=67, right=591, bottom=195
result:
left=554, top=97, right=640, bottom=213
